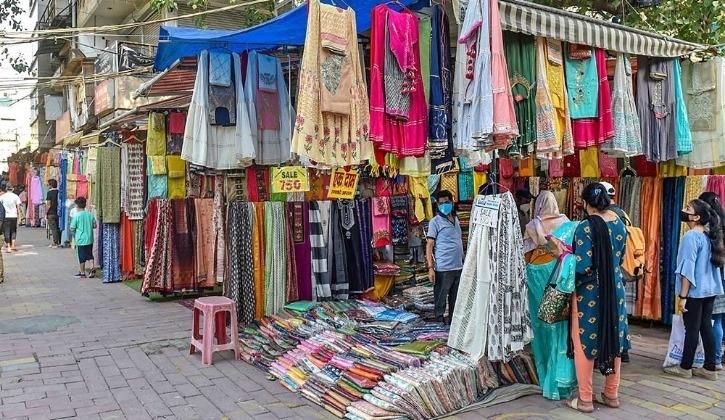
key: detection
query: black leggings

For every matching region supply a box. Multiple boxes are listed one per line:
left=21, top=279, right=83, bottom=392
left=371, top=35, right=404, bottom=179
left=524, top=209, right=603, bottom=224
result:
left=681, top=296, right=716, bottom=371
left=3, top=218, right=17, bottom=244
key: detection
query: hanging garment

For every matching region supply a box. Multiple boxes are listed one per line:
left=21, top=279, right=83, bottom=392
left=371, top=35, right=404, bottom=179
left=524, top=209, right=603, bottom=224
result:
left=146, top=159, right=167, bottom=200
left=147, top=112, right=167, bottom=156
left=661, top=177, right=685, bottom=325
left=251, top=202, right=266, bottom=318
left=183, top=50, right=255, bottom=169
left=291, top=0, right=371, bottom=167
left=579, top=147, right=600, bottom=178
left=681, top=176, right=707, bottom=239
left=225, top=172, right=248, bottom=202
left=504, top=32, right=536, bottom=157
left=264, top=202, right=287, bottom=315
left=289, top=202, right=312, bottom=301
left=598, top=151, right=618, bottom=177
left=94, top=146, right=121, bottom=223
left=227, top=201, right=255, bottom=325
left=489, top=0, right=519, bottom=148
left=448, top=192, right=531, bottom=361
left=535, top=38, right=574, bottom=160
left=564, top=46, right=598, bottom=119
left=419, top=15, right=431, bottom=103
left=636, top=177, right=662, bottom=320
left=133, top=220, right=144, bottom=277
left=193, top=198, right=216, bottom=288
left=672, top=59, right=692, bottom=156
left=284, top=203, right=299, bottom=303
left=102, top=223, right=121, bottom=283
left=208, top=51, right=236, bottom=126
left=170, top=198, right=195, bottom=291
left=427, top=5, right=453, bottom=160
left=356, top=198, right=374, bottom=292
left=167, top=111, right=186, bottom=154
left=707, top=175, right=725, bottom=202
left=213, top=176, right=226, bottom=284
left=603, top=54, right=642, bottom=157
left=310, top=201, right=332, bottom=300
left=122, top=143, right=145, bottom=220
left=638, top=57, right=677, bottom=163
left=452, top=0, right=492, bottom=152
left=142, top=200, right=173, bottom=293
left=244, top=51, right=294, bottom=165
left=409, top=176, right=433, bottom=223
left=390, top=195, right=409, bottom=246
left=166, top=156, right=186, bottom=199
left=120, top=214, right=135, bottom=278
left=246, top=166, right=270, bottom=202
left=369, top=6, right=427, bottom=158
left=570, top=49, right=614, bottom=148
left=677, top=58, right=725, bottom=169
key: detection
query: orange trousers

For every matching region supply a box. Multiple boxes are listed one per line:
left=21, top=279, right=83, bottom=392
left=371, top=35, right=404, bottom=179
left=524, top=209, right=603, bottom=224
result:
left=571, top=294, right=622, bottom=402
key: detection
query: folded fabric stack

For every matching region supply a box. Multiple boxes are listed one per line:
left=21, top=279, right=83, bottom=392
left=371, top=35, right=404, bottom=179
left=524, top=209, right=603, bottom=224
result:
left=403, top=286, right=434, bottom=311
left=373, top=262, right=401, bottom=276
left=457, top=203, right=472, bottom=248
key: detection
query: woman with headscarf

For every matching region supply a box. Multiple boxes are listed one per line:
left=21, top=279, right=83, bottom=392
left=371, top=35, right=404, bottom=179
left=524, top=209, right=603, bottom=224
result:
left=524, top=191, right=577, bottom=400
left=565, top=183, right=630, bottom=413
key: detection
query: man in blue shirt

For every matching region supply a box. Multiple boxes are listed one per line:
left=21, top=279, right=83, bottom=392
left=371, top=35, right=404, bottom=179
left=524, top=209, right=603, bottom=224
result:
left=426, top=190, right=464, bottom=324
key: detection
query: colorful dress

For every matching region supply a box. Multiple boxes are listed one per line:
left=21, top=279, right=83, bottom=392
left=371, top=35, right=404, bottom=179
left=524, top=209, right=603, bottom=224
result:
left=573, top=218, right=631, bottom=359
left=570, top=49, right=614, bottom=149
left=504, top=32, right=536, bottom=157
left=602, top=54, right=642, bottom=157
left=527, top=221, right=578, bottom=400
left=489, top=0, right=519, bottom=148
left=535, top=38, right=574, bottom=160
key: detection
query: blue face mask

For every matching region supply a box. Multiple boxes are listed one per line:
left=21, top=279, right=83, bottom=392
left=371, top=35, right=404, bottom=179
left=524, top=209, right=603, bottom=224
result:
left=438, top=202, right=454, bottom=216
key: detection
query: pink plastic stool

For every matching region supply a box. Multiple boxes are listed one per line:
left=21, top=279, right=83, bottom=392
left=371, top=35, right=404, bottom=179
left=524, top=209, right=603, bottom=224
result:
left=189, top=296, right=241, bottom=365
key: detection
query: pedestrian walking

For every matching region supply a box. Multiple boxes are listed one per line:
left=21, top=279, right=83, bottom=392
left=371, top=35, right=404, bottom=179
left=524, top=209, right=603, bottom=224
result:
left=0, top=184, right=22, bottom=252
left=69, top=197, right=96, bottom=278
left=45, top=179, right=60, bottom=248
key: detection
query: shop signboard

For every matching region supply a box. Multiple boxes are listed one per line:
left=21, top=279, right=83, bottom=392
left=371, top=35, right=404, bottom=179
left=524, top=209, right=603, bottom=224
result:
left=328, top=167, right=359, bottom=199
left=271, top=166, right=310, bottom=193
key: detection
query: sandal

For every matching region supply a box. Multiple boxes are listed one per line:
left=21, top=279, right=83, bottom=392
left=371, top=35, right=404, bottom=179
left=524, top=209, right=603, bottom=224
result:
left=566, top=397, right=594, bottom=413
left=597, top=393, right=620, bottom=408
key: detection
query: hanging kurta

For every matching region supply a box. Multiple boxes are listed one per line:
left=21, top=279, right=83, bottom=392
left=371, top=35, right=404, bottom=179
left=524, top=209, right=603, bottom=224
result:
left=289, top=202, right=313, bottom=301
left=489, top=0, right=518, bottom=148
left=122, top=143, right=145, bottom=220
left=535, top=38, right=574, bottom=160
left=291, top=0, right=371, bottom=167
left=504, top=32, right=536, bottom=157
left=603, top=54, right=642, bottom=157
left=183, top=50, right=255, bottom=169
left=637, top=57, right=677, bottom=163
left=428, top=5, right=454, bottom=161
left=661, top=177, right=685, bottom=325
left=369, top=5, right=427, bottom=158
left=94, top=146, right=121, bottom=224
left=244, top=51, right=294, bottom=165
left=677, top=58, right=725, bottom=169
left=570, top=49, right=614, bottom=149
left=672, top=59, right=692, bottom=156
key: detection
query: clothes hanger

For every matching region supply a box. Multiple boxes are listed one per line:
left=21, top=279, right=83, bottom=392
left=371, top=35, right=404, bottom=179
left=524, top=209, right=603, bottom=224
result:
left=620, top=157, right=637, bottom=177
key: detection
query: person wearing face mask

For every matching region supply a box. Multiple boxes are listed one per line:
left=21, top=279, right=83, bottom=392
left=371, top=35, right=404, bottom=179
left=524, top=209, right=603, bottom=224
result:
left=664, top=199, right=725, bottom=380
left=515, top=189, right=534, bottom=235
left=699, top=192, right=725, bottom=370
left=426, top=190, right=464, bottom=324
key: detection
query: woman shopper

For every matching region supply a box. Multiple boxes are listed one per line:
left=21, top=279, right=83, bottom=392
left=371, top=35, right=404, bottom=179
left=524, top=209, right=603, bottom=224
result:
left=699, top=192, right=725, bottom=370
left=664, top=198, right=725, bottom=380
left=523, top=191, right=577, bottom=400
left=566, top=183, right=630, bottom=413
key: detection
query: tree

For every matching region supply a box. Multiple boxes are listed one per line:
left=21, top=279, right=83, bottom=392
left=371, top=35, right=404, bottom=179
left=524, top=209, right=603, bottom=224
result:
left=151, top=0, right=273, bottom=29
left=535, top=0, right=725, bottom=47
left=0, top=0, right=29, bottom=73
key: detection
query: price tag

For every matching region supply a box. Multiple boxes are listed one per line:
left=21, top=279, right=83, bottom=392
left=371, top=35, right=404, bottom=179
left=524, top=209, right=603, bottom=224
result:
left=472, top=195, right=502, bottom=228
left=271, top=166, right=310, bottom=193
left=327, top=167, right=359, bottom=199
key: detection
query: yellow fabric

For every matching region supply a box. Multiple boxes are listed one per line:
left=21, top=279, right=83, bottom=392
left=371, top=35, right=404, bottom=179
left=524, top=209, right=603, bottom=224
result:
left=660, top=160, right=687, bottom=177
left=681, top=176, right=707, bottom=238
left=166, top=156, right=186, bottom=199
left=365, top=275, right=395, bottom=300
left=440, top=172, right=459, bottom=202
left=536, top=38, right=574, bottom=160
left=473, top=171, right=488, bottom=195
left=409, top=176, right=433, bottom=222
left=579, top=146, right=600, bottom=177
left=147, top=112, right=167, bottom=156
left=400, top=154, right=432, bottom=178
left=149, top=156, right=167, bottom=175
left=714, top=165, right=725, bottom=175
left=518, top=156, right=534, bottom=177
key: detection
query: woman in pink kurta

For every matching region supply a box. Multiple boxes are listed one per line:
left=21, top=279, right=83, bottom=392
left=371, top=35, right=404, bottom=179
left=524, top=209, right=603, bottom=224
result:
left=489, top=0, right=519, bottom=149
left=571, top=49, right=615, bottom=148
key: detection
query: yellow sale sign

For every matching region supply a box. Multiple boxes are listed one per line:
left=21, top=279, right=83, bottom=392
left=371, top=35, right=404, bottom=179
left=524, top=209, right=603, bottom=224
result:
left=327, top=167, right=359, bottom=199
left=271, top=166, right=310, bottom=193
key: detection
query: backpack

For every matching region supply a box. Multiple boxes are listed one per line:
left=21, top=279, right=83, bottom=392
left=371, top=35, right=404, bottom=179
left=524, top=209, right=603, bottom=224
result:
left=620, top=214, right=646, bottom=282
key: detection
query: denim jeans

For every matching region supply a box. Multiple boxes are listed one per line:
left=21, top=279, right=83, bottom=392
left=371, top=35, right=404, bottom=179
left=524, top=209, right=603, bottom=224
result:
left=713, top=313, right=724, bottom=365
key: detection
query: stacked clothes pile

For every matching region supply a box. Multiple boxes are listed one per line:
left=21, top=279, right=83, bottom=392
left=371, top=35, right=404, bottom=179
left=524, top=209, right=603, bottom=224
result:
left=237, top=300, right=540, bottom=419
left=403, top=286, right=435, bottom=312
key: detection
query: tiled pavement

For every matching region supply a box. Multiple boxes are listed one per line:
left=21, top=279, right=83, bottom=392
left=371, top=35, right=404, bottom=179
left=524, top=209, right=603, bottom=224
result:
left=0, top=228, right=723, bottom=419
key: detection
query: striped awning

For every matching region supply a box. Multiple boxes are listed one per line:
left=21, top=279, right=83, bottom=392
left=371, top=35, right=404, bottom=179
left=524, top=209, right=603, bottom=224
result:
left=499, top=0, right=703, bottom=57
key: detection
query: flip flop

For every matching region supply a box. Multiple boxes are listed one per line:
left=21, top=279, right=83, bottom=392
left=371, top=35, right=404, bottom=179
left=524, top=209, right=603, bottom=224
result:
left=596, top=393, right=620, bottom=408
left=566, top=397, right=594, bottom=413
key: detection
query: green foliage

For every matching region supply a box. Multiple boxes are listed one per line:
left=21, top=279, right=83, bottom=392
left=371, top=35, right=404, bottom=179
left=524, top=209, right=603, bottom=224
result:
left=152, top=0, right=272, bottom=29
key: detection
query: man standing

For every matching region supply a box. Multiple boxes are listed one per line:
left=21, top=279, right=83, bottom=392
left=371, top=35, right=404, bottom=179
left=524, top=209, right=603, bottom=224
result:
left=0, top=184, right=22, bottom=252
left=46, top=179, right=60, bottom=248
left=426, top=190, right=464, bottom=324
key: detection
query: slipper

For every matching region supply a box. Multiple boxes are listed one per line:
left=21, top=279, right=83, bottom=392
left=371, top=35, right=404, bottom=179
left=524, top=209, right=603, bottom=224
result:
left=566, top=397, right=594, bottom=413
left=596, top=393, right=620, bottom=408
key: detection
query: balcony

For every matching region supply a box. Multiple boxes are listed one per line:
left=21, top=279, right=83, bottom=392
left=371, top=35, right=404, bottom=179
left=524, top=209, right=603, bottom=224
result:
left=77, top=0, right=137, bottom=28
left=36, top=0, right=73, bottom=54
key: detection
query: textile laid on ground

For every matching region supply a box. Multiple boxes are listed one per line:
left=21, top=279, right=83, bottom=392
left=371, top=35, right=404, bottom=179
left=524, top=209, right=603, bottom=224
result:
left=183, top=50, right=255, bottom=169
left=227, top=201, right=255, bottom=324
left=449, top=192, right=531, bottom=361
left=291, top=0, right=371, bottom=167
left=101, top=223, right=121, bottom=283
left=677, top=58, right=725, bottom=169
left=245, top=51, right=294, bottom=165
left=94, top=146, right=121, bottom=223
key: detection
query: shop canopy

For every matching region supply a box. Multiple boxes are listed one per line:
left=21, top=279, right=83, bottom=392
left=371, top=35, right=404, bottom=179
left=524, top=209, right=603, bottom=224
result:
left=154, top=0, right=422, bottom=70
left=155, top=0, right=704, bottom=71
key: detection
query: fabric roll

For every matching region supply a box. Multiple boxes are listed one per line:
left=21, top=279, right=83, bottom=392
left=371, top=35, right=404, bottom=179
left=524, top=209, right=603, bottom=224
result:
left=227, top=201, right=255, bottom=324
left=618, top=176, right=642, bottom=227
left=213, top=176, right=226, bottom=284
left=357, top=198, right=374, bottom=292
left=102, top=223, right=121, bottom=283
left=133, top=220, right=144, bottom=277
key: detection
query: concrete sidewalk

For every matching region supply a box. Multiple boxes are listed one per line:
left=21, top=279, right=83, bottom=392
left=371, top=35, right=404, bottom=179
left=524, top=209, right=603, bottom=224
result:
left=0, top=227, right=722, bottom=419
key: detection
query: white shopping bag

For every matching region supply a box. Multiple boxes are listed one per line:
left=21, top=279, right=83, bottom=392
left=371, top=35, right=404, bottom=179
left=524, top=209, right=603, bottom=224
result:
left=662, top=314, right=705, bottom=368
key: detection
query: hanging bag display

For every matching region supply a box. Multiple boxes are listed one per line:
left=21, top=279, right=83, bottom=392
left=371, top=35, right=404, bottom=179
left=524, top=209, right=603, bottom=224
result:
left=537, top=258, right=571, bottom=324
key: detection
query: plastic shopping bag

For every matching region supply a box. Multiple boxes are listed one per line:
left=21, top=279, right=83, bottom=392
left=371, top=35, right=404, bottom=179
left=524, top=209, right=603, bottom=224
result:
left=662, top=314, right=705, bottom=368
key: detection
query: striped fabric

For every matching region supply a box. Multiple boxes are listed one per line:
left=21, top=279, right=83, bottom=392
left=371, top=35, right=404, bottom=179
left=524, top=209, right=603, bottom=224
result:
left=499, top=0, right=701, bottom=58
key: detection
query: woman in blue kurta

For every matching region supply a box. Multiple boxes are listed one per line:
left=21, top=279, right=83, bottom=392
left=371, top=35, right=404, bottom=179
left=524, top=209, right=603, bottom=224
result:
left=567, top=183, right=630, bottom=413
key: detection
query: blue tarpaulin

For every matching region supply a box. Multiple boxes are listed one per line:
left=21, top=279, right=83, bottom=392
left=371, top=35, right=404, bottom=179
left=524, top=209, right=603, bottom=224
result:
left=154, top=0, right=420, bottom=70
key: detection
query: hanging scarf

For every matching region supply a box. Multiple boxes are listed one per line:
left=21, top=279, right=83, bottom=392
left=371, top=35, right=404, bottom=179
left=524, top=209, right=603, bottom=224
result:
left=427, top=5, right=453, bottom=159
left=123, top=143, right=145, bottom=220
left=213, top=176, right=226, bottom=284
left=102, top=223, right=121, bottom=283
left=264, top=202, right=287, bottom=315
left=356, top=198, right=374, bottom=292
left=310, top=201, right=332, bottom=300
left=285, top=203, right=299, bottom=303
left=584, top=215, right=619, bottom=375
left=171, top=198, right=195, bottom=291
left=251, top=202, right=266, bottom=318
left=227, top=200, right=255, bottom=324
left=193, top=198, right=216, bottom=288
